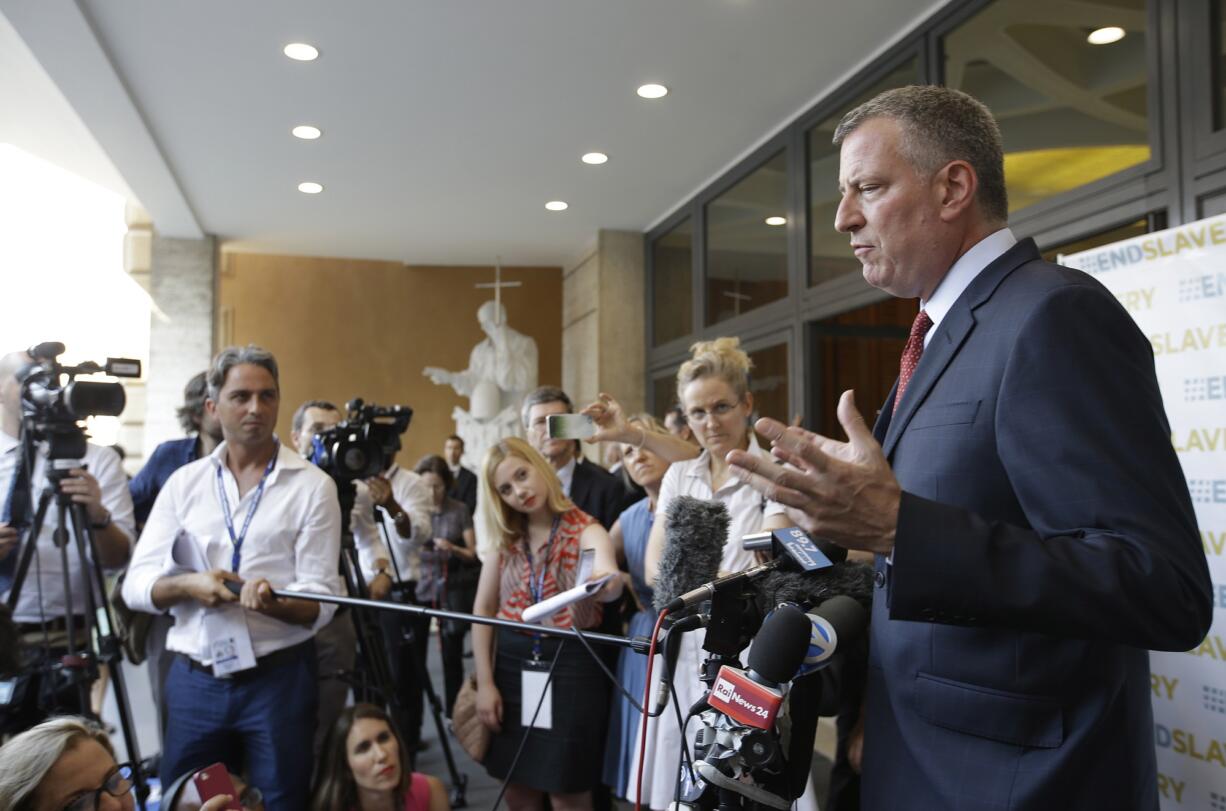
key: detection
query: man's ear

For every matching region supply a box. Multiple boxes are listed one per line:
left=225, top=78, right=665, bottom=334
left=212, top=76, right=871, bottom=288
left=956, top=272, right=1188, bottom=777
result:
left=936, top=160, right=978, bottom=222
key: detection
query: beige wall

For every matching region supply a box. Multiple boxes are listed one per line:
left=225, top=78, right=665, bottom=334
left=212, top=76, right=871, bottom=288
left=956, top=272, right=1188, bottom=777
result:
left=217, top=252, right=562, bottom=468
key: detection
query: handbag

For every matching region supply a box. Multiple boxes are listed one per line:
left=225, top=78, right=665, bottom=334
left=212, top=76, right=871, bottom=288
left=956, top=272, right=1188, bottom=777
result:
left=451, top=673, right=491, bottom=762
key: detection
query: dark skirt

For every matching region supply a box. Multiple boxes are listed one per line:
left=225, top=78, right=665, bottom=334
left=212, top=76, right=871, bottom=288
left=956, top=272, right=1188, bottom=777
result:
left=484, top=627, right=610, bottom=794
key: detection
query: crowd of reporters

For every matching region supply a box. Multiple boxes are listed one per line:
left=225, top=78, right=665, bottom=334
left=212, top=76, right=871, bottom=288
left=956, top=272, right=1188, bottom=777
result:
left=0, top=332, right=802, bottom=811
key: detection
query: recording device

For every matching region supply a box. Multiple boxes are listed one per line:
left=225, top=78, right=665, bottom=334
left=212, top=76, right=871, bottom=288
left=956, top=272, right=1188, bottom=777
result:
left=650, top=496, right=873, bottom=809
left=308, top=398, right=412, bottom=482
left=546, top=412, right=595, bottom=440
left=17, top=341, right=140, bottom=463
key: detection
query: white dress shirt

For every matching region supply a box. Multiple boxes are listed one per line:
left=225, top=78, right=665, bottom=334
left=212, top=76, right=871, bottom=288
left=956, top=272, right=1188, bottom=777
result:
left=656, top=432, right=776, bottom=575
left=556, top=456, right=577, bottom=497
left=351, top=464, right=433, bottom=582
left=921, top=227, right=1018, bottom=347
left=1, top=431, right=135, bottom=623
left=122, top=441, right=342, bottom=663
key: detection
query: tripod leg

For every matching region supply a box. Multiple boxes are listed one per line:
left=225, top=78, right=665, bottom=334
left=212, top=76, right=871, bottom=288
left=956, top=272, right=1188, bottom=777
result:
left=70, top=504, right=150, bottom=810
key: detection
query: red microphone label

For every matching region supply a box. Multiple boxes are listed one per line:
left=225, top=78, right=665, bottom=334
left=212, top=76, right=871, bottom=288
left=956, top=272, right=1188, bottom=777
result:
left=708, top=666, right=783, bottom=729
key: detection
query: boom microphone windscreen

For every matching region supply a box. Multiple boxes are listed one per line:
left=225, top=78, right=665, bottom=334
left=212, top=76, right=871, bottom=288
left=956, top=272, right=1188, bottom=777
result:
left=754, top=562, right=875, bottom=614
left=653, top=496, right=728, bottom=614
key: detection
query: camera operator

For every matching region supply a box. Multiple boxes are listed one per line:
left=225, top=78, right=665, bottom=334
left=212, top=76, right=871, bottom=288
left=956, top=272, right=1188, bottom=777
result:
left=121, top=345, right=342, bottom=810
left=0, top=349, right=135, bottom=720
left=290, top=398, right=408, bottom=761
left=348, top=430, right=433, bottom=757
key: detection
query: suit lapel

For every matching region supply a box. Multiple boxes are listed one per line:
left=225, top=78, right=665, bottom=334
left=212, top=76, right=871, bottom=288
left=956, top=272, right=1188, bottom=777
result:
left=881, top=238, right=1040, bottom=459
left=872, top=383, right=897, bottom=445
left=569, top=461, right=591, bottom=507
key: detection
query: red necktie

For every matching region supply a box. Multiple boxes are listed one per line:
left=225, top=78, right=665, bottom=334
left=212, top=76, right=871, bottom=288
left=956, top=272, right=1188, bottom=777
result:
left=894, top=309, right=933, bottom=413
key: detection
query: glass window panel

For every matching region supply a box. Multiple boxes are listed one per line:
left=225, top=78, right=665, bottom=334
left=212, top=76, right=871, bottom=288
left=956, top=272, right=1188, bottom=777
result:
left=705, top=152, right=789, bottom=325
left=1215, top=0, right=1226, bottom=130
left=1041, top=217, right=1155, bottom=263
left=652, top=218, right=693, bottom=346
left=944, top=0, right=1150, bottom=214
left=653, top=372, right=679, bottom=420
left=747, top=342, right=789, bottom=424
left=807, top=59, right=919, bottom=287
left=810, top=298, right=913, bottom=438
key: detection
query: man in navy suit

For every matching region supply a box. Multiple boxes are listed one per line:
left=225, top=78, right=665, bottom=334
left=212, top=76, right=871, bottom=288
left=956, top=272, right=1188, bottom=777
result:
left=443, top=434, right=478, bottom=516
left=729, top=86, right=1212, bottom=810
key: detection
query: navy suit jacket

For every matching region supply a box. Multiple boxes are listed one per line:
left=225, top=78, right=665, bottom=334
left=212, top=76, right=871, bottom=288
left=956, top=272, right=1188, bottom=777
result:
left=570, top=459, right=636, bottom=530
left=862, top=239, right=1212, bottom=810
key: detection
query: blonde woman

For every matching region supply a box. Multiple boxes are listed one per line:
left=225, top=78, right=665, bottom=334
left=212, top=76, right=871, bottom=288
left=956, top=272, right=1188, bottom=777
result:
left=472, top=437, right=623, bottom=811
left=629, top=337, right=812, bottom=811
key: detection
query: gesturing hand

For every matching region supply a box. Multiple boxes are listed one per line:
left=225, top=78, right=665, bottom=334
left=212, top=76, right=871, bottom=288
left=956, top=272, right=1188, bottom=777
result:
left=726, top=389, right=901, bottom=556
left=580, top=392, right=635, bottom=445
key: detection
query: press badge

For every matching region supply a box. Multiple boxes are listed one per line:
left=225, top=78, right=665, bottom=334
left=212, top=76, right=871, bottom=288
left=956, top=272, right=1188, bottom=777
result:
left=203, top=605, right=257, bottom=677
left=521, top=660, right=554, bottom=729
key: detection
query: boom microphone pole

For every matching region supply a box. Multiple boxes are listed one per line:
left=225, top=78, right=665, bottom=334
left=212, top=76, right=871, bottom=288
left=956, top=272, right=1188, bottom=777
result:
left=221, top=581, right=653, bottom=654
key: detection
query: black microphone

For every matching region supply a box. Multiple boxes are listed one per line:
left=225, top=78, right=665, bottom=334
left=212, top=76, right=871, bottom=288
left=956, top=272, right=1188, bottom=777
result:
left=754, top=562, right=875, bottom=614
left=664, top=561, right=778, bottom=614
left=652, top=496, right=728, bottom=614
left=747, top=602, right=813, bottom=686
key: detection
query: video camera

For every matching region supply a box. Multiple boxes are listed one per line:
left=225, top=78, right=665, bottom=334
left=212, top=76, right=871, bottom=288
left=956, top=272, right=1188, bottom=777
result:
left=308, top=398, right=413, bottom=483
left=17, top=341, right=140, bottom=463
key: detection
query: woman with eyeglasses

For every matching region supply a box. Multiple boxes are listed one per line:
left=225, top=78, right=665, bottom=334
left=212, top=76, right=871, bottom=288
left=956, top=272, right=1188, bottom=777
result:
left=311, top=703, right=449, bottom=811
left=631, top=337, right=797, bottom=811
left=0, top=716, right=138, bottom=811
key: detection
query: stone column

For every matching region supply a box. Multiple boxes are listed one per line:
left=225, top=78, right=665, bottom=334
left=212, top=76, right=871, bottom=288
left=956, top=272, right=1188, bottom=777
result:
left=142, top=234, right=216, bottom=452
left=561, top=229, right=645, bottom=463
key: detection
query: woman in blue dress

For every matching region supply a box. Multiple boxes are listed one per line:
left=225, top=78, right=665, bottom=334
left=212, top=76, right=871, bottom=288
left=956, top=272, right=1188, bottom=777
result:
left=599, top=414, right=677, bottom=799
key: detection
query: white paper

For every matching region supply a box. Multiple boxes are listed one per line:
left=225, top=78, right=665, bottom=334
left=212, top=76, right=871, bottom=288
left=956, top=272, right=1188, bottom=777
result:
left=171, top=528, right=211, bottom=574
left=521, top=668, right=553, bottom=729
left=203, top=604, right=257, bottom=677
left=520, top=548, right=613, bottom=624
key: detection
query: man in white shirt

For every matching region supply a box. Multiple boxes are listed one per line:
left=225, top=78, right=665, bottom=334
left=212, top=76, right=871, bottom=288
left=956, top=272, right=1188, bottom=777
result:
left=122, top=346, right=342, bottom=810
left=0, top=350, right=135, bottom=724
left=349, top=428, right=434, bottom=755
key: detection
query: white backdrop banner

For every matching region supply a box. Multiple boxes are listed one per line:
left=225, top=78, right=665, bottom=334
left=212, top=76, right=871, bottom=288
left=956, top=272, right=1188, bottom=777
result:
left=1062, top=215, right=1226, bottom=809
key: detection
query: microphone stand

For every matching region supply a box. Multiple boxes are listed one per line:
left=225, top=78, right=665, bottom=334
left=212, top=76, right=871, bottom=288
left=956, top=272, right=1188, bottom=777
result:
left=223, top=582, right=653, bottom=654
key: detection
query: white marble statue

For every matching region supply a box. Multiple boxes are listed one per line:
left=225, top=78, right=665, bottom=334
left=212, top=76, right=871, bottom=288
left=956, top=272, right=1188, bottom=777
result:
left=423, top=299, right=538, bottom=470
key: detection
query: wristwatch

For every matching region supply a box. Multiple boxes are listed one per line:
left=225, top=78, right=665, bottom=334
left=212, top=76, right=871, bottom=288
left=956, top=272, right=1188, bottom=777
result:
left=90, top=508, right=113, bottom=530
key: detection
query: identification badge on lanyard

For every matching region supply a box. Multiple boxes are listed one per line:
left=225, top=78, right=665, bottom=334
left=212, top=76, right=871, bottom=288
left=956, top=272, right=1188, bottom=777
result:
left=521, top=659, right=554, bottom=730
left=203, top=604, right=257, bottom=677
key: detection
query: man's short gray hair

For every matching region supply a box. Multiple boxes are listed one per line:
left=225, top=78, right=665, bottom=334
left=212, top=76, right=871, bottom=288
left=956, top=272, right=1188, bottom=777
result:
left=207, top=345, right=280, bottom=400
left=833, top=85, right=1008, bottom=224
left=521, top=386, right=572, bottom=429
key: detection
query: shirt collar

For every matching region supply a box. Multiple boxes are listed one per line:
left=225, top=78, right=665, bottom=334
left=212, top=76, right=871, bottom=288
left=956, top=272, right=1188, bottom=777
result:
left=921, top=227, right=1017, bottom=348
left=209, top=437, right=304, bottom=480
left=557, top=456, right=577, bottom=494
left=686, top=432, right=765, bottom=483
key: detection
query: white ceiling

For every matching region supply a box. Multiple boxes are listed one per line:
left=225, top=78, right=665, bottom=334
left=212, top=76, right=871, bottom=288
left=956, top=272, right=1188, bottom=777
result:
left=0, top=0, right=944, bottom=267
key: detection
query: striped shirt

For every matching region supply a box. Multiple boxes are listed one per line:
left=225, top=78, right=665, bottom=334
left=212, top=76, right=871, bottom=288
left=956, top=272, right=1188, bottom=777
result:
left=496, top=506, right=600, bottom=629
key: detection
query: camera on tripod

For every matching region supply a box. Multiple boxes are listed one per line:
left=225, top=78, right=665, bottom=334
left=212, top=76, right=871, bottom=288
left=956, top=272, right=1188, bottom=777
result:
left=308, top=398, right=413, bottom=483
left=18, top=341, right=141, bottom=464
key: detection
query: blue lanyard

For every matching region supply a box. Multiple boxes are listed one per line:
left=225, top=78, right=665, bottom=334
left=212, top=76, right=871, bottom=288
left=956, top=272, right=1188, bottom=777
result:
left=524, top=515, right=561, bottom=659
left=215, top=442, right=279, bottom=573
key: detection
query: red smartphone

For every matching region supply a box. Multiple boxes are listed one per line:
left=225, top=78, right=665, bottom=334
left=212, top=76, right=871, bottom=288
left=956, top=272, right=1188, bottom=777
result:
left=192, top=763, right=242, bottom=810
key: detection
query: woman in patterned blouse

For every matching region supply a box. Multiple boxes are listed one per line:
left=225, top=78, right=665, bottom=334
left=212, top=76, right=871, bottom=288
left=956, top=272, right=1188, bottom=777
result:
left=471, top=437, right=622, bottom=811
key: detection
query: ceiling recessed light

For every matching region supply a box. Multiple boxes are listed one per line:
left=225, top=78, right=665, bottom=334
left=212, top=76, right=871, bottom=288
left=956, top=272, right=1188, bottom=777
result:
left=292, top=125, right=322, bottom=140
left=765, top=216, right=787, bottom=226
left=284, top=43, right=319, bottom=61
left=298, top=182, right=324, bottom=194
left=582, top=152, right=609, bottom=165
left=1086, top=26, right=1125, bottom=45
left=637, top=83, right=669, bottom=100
left=545, top=201, right=568, bottom=211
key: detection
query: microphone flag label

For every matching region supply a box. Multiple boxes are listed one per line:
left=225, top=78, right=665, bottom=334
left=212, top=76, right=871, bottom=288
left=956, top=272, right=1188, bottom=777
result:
left=708, top=666, right=783, bottom=730
left=771, top=528, right=834, bottom=572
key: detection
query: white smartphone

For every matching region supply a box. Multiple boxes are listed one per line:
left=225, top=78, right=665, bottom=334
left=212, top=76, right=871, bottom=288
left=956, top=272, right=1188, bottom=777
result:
left=547, top=413, right=596, bottom=440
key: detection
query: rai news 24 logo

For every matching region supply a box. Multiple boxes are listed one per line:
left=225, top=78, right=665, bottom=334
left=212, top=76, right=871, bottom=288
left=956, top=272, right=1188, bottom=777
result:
left=710, top=667, right=781, bottom=730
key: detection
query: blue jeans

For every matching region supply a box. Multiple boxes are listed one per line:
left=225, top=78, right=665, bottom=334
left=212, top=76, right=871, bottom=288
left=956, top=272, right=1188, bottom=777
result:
left=160, top=640, right=318, bottom=811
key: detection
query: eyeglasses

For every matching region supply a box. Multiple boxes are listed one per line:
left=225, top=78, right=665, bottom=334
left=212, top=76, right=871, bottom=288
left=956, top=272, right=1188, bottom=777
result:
left=686, top=401, right=741, bottom=424
left=60, top=763, right=133, bottom=811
